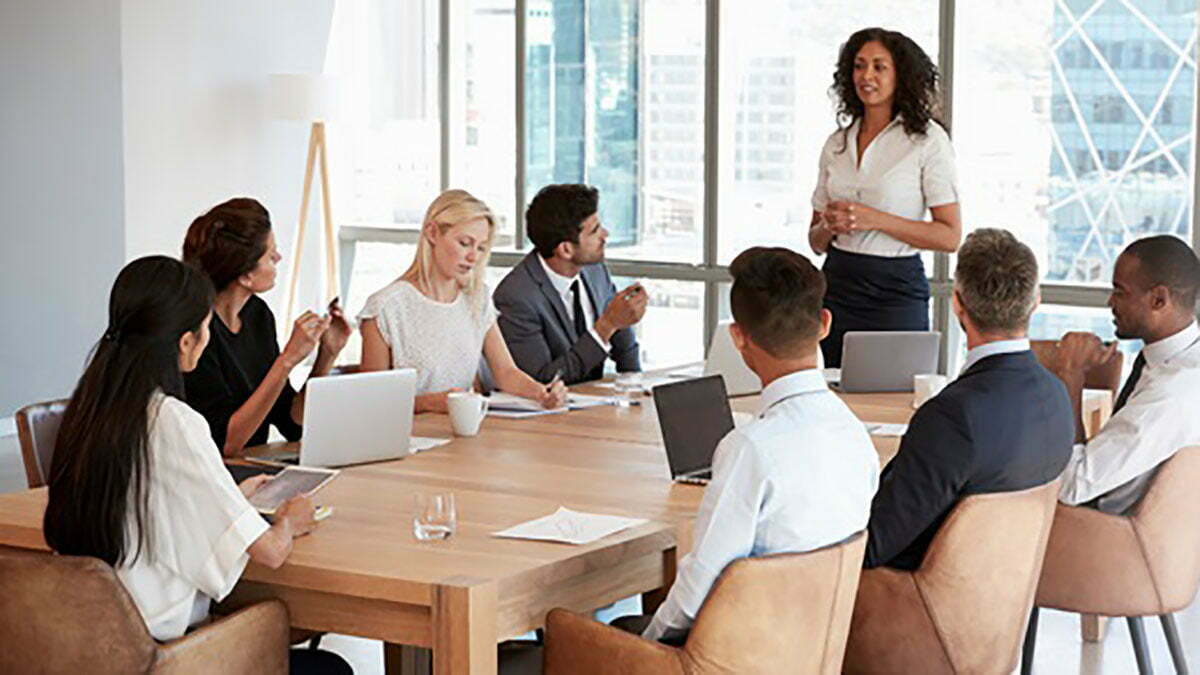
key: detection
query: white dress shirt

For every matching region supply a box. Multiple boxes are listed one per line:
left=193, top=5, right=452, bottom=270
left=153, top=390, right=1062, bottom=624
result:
left=642, top=369, right=879, bottom=642
left=811, top=117, right=959, bottom=257
left=961, top=338, right=1031, bottom=374
left=1059, top=321, right=1200, bottom=509
left=117, top=394, right=269, bottom=641
left=537, top=255, right=609, bottom=349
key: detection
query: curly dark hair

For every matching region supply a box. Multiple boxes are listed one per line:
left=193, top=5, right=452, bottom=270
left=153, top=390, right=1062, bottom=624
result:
left=831, top=27, right=944, bottom=153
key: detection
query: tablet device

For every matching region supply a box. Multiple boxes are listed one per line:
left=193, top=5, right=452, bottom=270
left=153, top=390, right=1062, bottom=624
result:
left=247, top=466, right=339, bottom=514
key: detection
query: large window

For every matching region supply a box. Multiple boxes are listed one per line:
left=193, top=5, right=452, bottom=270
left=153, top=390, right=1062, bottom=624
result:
left=335, top=0, right=1200, bottom=373
left=955, top=0, right=1196, bottom=286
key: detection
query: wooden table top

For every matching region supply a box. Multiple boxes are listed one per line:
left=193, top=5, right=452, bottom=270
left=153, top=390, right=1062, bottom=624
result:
left=0, top=386, right=914, bottom=605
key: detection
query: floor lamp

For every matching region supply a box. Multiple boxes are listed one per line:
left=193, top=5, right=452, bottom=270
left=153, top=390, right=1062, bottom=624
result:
left=270, top=73, right=340, bottom=324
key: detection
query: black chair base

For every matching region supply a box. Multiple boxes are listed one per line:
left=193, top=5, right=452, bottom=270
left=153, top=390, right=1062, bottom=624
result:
left=1022, top=608, right=1189, bottom=675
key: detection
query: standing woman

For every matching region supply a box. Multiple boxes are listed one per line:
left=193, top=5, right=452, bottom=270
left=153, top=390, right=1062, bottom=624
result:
left=809, top=27, right=962, bottom=366
left=183, top=198, right=352, bottom=456
left=43, top=256, right=348, bottom=673
left=359, top=189, right=567, bottom=413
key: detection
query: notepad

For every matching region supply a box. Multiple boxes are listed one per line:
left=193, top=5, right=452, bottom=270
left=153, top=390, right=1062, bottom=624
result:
left=492, top=507, right=648, bottom=545
left=864, top=422, right=908, bottom=437
left=485, top=392, right=568, bottom=418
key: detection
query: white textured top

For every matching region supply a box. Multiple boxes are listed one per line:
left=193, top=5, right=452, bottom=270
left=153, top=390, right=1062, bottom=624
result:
left=811, top=117, right=959, bottom=257
left=643, top=369, right=879, bottom=642
left=359, top=279, right=497, bottom=394
left=116, top=394, right=269, bottom=641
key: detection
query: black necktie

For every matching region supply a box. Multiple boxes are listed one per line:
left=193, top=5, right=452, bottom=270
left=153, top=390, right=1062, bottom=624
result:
left=1113, top=352, right=1145, bottom=412
left=570, top=279, right=588, bottom=339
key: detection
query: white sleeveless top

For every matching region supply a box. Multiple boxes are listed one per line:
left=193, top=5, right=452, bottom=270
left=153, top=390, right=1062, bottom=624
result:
left=358, top=279, right=496, bottom=394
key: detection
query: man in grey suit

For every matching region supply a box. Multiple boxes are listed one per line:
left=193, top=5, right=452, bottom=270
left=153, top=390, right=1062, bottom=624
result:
left=494, top=184, right=646, bottom=384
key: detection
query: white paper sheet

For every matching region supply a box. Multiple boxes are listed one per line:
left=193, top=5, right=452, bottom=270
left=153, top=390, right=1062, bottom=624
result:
left=492, top=507, right=649, bottom=545
left=864, top=422, right=908, bottom=437
left=410, top=436, right=450, bottom=453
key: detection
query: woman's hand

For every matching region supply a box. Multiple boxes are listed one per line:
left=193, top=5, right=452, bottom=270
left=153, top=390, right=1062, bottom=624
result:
left=237, top=473, right=272, bottom=498
left=281, top=310, right=331, bottom=369
left=319, top=299, right=353, bottom=358
left=536, top=379, right=568, bottom=409
left=275, top=494, right=318, bottom=538
left=825, top=201, right=885, bottom=233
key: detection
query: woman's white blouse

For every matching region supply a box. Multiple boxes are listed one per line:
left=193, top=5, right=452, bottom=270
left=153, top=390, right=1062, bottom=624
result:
left=358, top=279, right=496, bottom=394
left=811, top=117, right=959, bottom=257
left=116, top=394, right=269, bottom=641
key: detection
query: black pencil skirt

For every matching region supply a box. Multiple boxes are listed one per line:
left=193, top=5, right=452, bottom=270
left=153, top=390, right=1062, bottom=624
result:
left=820, top=246, right=930, bottom=368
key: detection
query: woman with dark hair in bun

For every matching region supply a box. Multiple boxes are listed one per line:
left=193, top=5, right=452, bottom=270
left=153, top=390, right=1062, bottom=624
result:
left=182, top=198, right=352, bottom=456
left=809, top=27, right=963, bottom=367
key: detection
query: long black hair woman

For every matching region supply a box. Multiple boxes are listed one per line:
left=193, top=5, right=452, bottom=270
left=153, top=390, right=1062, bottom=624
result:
left=182, top=198, right=352, bottom=456
left=808, top=27, right=962, bottom=366
left=43, top=256, right=348, bottom=673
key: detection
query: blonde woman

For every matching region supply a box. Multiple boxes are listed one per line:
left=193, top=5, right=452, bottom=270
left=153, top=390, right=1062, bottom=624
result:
left=359, top=189, right=568, bottom=413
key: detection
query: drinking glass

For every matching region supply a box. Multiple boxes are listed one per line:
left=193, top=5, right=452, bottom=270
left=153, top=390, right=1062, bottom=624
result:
left=413, top=493, right=456, bottom=541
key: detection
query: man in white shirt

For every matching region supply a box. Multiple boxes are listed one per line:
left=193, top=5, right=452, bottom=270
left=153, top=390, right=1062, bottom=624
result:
left=494, top=184, right=647, bottom=384
left=1050, top=235, right=1200, bottom=514
left=621, top=246, right=879, bottom=644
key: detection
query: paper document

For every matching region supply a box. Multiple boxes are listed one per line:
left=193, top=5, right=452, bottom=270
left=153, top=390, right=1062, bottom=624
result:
left=410, top=436, right=450, bottom=453
left=864, top=422, right=908, bottom=437
left=823, top=368, right=842, bottom=384
left=492, top=507, right=649, bottom=545
left=567, top=393, right=620, bottom=409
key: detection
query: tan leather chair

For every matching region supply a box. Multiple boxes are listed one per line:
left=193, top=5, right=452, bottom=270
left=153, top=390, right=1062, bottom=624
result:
left=542, top=531, right=866, bottom=674
left=1022, top=446, right=1200, bottom=674
left=0, top=546, right=288, bottom=674
left=14, top=398, right=69, bottom=488
left=843, top=482, right=1059, bottom=674
left=1029, top=339, right=1124, bottom=393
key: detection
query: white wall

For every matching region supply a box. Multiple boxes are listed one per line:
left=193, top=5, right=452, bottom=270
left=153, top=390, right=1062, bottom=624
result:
left=0, top=0, right=126, bottom=416
left=121, top=0, right=337, bottom=313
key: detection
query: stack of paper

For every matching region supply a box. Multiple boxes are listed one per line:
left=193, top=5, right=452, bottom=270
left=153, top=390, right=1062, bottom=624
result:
left=864, top=422, right=908, bottom=437
left=485, top=392, right=567, bottom=418
left=410, top=436, right=450, bottom=453
left=492, top=507, right=648, bottom=545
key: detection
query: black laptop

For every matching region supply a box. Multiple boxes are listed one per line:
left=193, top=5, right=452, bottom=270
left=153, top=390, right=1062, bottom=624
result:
left=652, top=375, right=735, bottom=485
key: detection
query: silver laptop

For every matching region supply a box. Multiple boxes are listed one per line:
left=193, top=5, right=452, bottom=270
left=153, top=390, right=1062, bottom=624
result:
left=652, top=375, right=735, bottom=485
left=839, top=331, right=940, bottom=393
left=699, top=320, right=824, bottom=396
left=257, top=368, right=417, bottom=467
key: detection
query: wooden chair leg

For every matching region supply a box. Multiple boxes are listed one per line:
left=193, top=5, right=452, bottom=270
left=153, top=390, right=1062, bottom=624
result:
left=1127, top=616, right=1154, bottom=675
left=1021, top=606, right=1039, bottom=675
left=1160, top=614, right=1188, bottom=674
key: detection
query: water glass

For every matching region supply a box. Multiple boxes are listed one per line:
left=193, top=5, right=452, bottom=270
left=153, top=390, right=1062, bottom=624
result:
left=413, top=493, right=456, bottom=541
left=613, top=372, right=644, bottom=406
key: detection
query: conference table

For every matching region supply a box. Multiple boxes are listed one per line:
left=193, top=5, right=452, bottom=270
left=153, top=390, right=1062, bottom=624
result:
left=0, top=382, right=914, bottom=674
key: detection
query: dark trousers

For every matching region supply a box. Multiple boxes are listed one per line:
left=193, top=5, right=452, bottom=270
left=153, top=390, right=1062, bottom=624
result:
left=820, top=246, right=930, bottom=367
left=290, top=648, right=353, bottom=674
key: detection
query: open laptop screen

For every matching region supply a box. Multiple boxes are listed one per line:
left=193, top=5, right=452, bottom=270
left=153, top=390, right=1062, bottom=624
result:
left=652, top=375, right=735, bottom=478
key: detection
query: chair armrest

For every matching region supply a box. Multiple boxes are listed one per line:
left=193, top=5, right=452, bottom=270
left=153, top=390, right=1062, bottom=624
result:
left=544, top=609, right=685, bottom=675
left=153, top=600, right=289, bottom=675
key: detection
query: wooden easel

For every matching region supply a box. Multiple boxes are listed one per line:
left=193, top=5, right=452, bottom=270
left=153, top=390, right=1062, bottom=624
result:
left=284, top=120, right=339, bottom=324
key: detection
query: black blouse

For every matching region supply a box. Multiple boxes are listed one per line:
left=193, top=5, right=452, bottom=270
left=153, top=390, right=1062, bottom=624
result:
left=184, top=295, right=302, bottom=450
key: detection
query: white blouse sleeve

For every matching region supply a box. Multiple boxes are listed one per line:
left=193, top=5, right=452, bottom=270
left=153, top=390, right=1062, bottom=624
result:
left=921, top=124, right=960, bottom=208
left=358, top=287, right=395, bottom=347
left=148, top=397, right=270, bottom=602
left=810, top=133, right=836, bottom=213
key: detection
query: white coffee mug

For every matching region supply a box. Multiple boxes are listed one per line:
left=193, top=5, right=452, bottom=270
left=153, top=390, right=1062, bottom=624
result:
left=912, top=373, right=948, bottom=409
left=448, top=392, right=488, bottom=437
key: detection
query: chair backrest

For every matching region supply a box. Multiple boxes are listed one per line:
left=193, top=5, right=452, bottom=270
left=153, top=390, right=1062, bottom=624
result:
left=681, top=531, right=866, bottom=674
left=1029, top=339, right=1123, bottom=392
left=0, top=547, right=157, bottom=674
left=1130, top=445, right=1200, bottom=611
left=15, top=398, right=69, bottom=488
left=913, top=481, right=1059, bottom=674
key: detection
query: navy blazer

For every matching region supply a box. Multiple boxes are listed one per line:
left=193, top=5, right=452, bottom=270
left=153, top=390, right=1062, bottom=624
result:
left=864, top=350, right=1074, bottom=570
left=493, top=252, right=640, bottom=384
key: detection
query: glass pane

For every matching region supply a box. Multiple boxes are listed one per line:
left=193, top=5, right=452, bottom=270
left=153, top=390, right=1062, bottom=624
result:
left=525, top=0, right=706, bottom=264
left=716, top=3, right=938, bottom=265
left=326, top=0, right=441, bottom=227
left=613, top=277, right=705, bottom=369
left=955, top=0, right=1195, bottom=284
left=464, top=1, right=519, bottom=248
